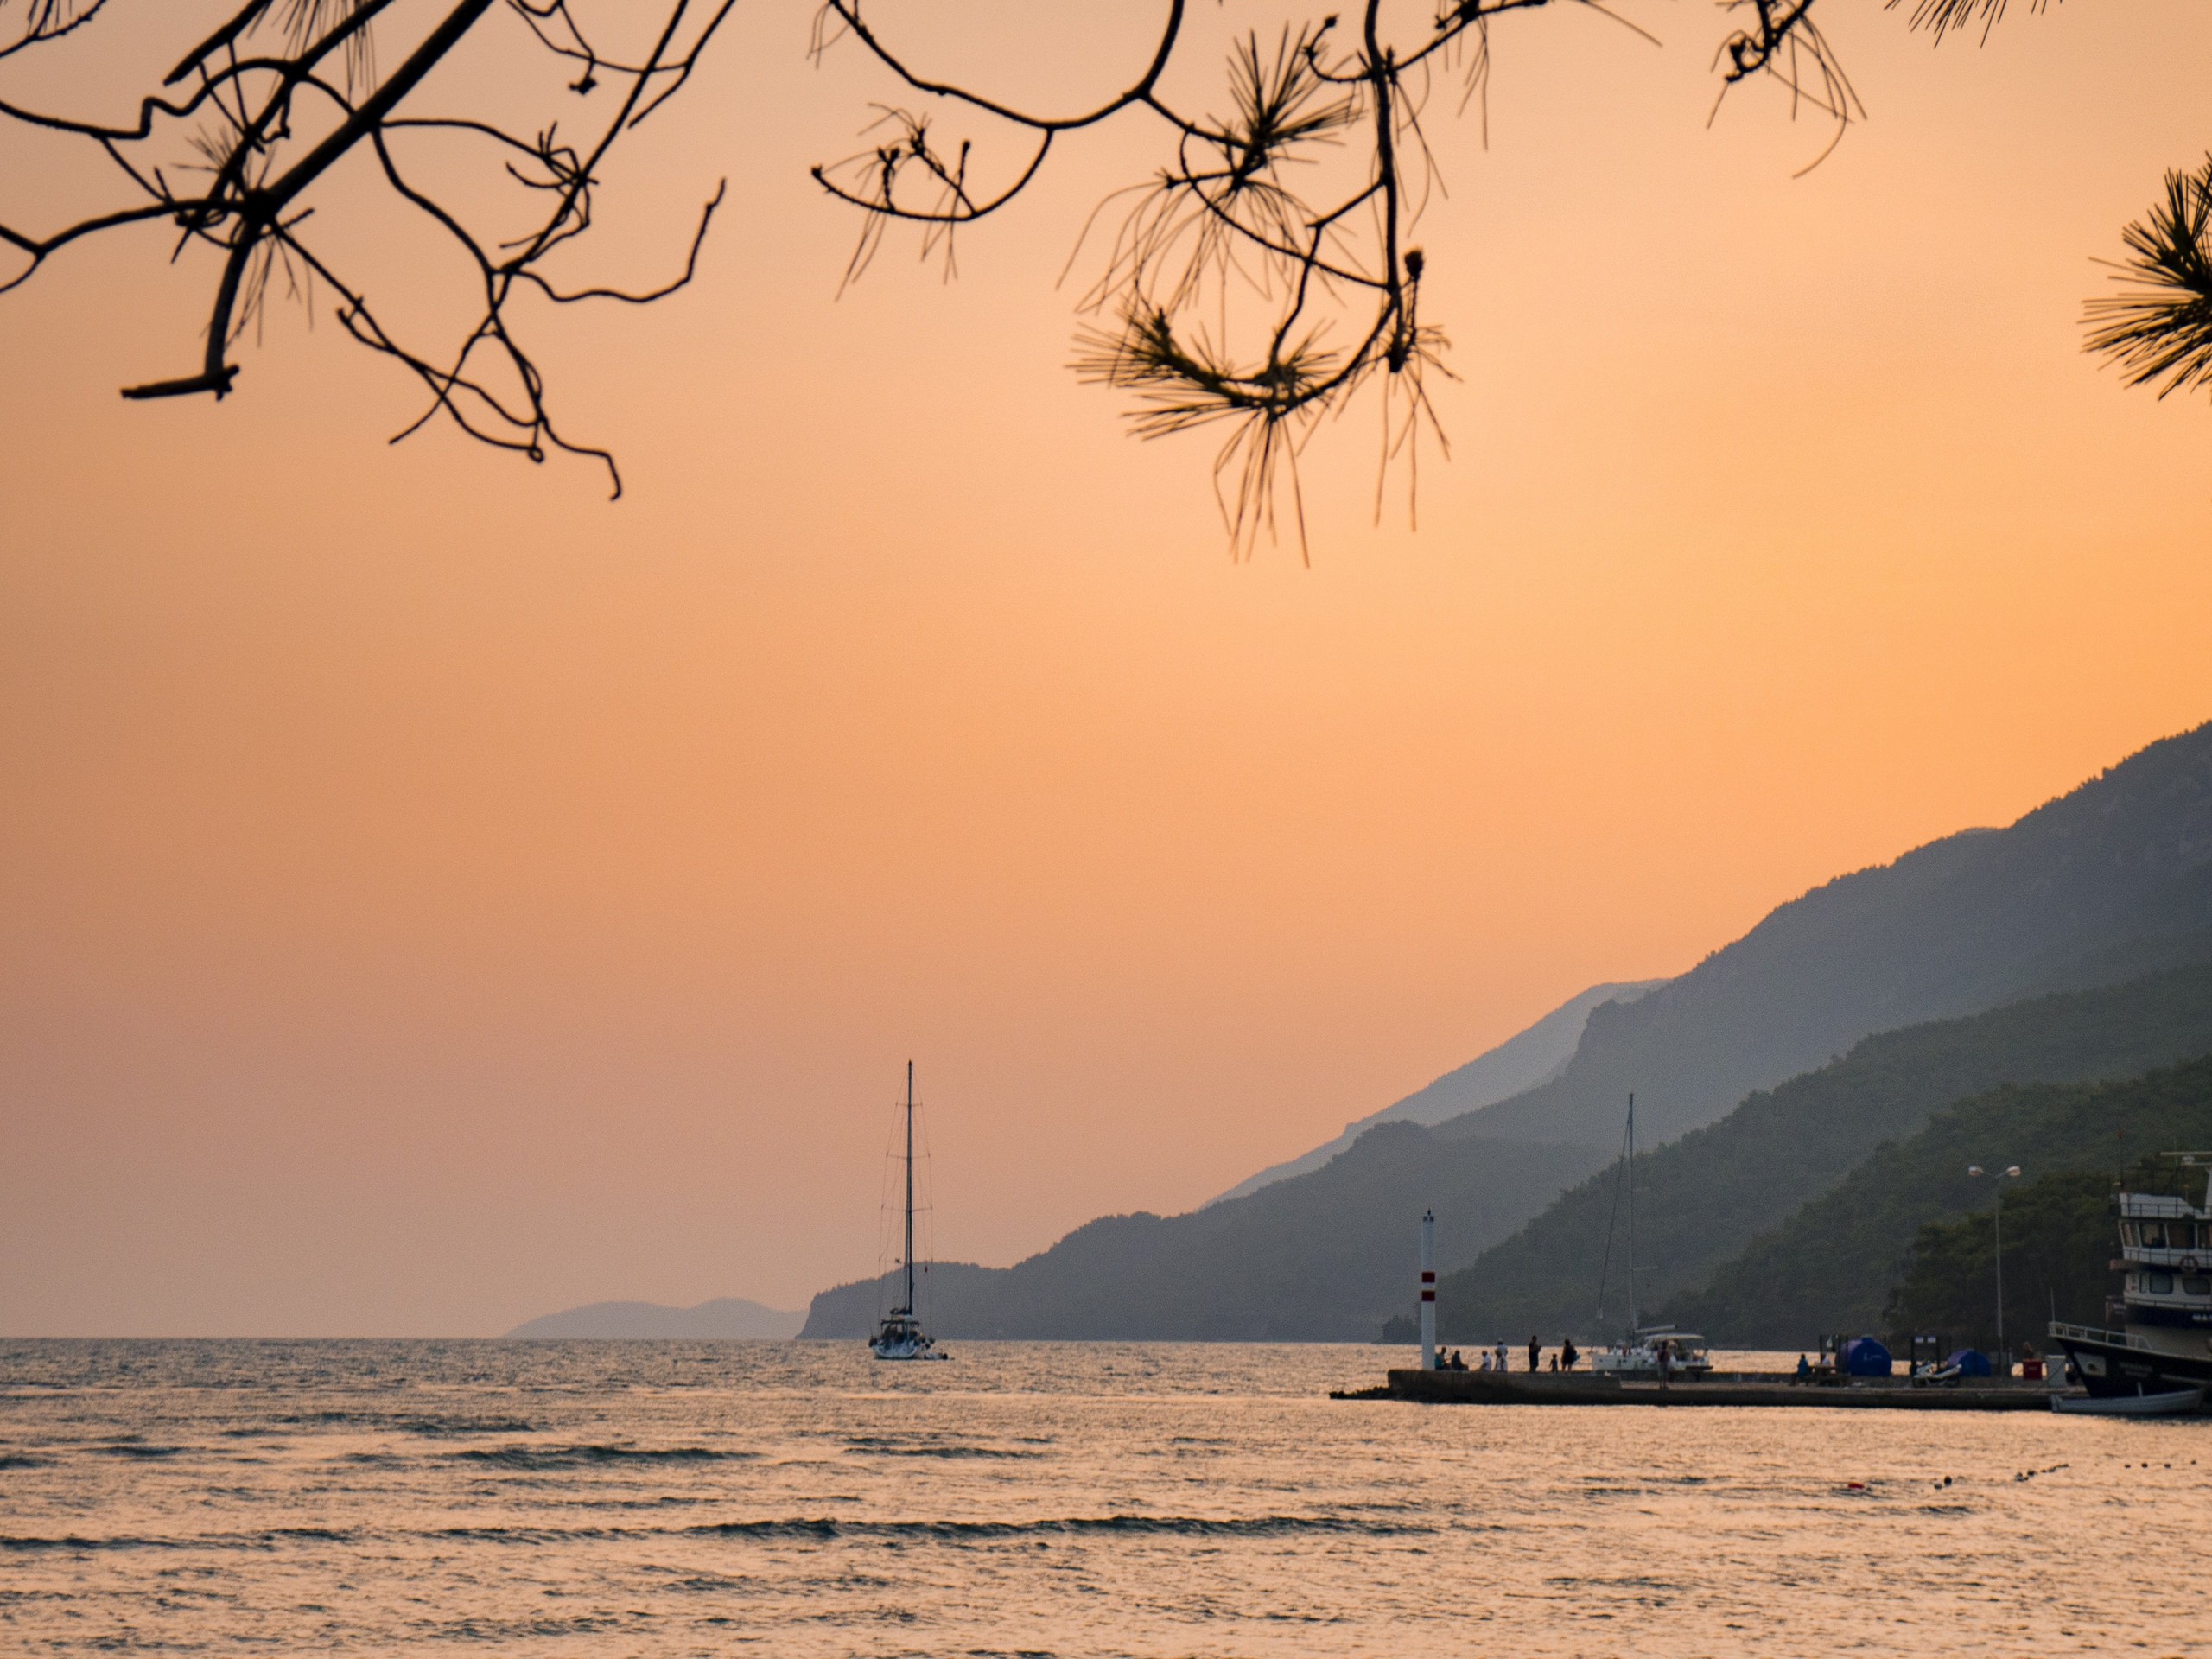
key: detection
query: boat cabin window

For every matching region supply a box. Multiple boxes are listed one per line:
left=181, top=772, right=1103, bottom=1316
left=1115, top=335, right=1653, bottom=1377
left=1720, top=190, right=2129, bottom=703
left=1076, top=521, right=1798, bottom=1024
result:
left=2145, top=1272, right=2176, bottom=1295
left=2183, top=1276, right=2211, bottom=1297
left=2142, top=1223, right=2170, bottom=1249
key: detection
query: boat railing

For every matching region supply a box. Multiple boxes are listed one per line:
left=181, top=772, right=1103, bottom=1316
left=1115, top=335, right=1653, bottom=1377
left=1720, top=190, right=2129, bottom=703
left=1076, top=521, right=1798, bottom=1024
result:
left=2120, top=1247, right=2212, bottom=1268
left=2048, top=1319, right=2150, bottom=1351
left=2118, top=1193, right=2206, bottom=1221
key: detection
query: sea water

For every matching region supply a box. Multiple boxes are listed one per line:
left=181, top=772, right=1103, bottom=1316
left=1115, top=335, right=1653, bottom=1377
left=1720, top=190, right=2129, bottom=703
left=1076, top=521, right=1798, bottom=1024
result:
left=0, top=1339, right=2204, bottom=1655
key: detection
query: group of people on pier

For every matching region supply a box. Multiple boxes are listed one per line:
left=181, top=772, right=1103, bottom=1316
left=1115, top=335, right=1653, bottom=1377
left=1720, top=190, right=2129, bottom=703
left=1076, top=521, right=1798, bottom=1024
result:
left=1434, top=1337, right=1582, bottom=1372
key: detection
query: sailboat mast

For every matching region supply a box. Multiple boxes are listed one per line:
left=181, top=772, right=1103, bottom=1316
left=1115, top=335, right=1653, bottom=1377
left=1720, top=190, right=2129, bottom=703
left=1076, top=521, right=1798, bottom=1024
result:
left=903, top=1061, right=917, bottom=1318
left=1625, top=1092, right=1637, bottom=1338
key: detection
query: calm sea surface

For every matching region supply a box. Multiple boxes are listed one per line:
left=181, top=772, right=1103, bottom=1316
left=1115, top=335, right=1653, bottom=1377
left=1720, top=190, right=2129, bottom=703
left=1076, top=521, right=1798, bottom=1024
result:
left=1, top=1339, right=2205, bottom=1656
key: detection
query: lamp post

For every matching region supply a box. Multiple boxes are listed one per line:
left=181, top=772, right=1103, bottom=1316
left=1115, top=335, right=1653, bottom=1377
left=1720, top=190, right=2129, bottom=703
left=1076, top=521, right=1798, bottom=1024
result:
left=1967, top=1164, right=2022, bottom=1363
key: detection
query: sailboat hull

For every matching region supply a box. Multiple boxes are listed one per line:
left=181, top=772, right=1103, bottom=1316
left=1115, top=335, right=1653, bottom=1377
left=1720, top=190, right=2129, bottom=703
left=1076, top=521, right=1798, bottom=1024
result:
left=870, top=1340, right=950, bottom=1362
left=868, top=1315, right=947, bottom=1362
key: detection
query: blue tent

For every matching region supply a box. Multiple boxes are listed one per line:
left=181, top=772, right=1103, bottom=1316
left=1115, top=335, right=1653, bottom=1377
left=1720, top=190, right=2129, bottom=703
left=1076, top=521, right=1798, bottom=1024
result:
left=1840, top=1337, right=1893, bottom=1377
left=1945, top=1348, right=1993, bottom=1378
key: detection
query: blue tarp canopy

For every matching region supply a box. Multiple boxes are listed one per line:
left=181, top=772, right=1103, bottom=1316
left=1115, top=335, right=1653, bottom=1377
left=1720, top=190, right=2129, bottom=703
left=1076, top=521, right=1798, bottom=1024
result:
left=1945, top=1348, right=1993, bottom=1377
left=1840, top=1338, right=1892, bottom=1377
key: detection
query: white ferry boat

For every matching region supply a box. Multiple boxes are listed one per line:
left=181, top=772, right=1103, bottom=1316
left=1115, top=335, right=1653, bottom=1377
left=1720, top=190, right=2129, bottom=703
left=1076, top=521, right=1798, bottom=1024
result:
left=2048, top=1153, right=2212, bottom=1410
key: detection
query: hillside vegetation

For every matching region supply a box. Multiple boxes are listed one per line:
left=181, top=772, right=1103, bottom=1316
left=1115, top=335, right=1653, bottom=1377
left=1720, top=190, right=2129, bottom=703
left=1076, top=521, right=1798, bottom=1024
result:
left=1879, top=1169, right=2120, bottom=1355
left=1671, top=1057, right=2212, bottom=1346
left=1433, top=964, right=2212, bottom=1344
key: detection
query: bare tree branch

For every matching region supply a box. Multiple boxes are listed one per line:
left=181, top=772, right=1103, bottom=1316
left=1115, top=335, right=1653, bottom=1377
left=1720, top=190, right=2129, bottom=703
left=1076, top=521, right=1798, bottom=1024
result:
left=0, top=0, right=733, bottom=493
left=811, top=0, right=1846, bottom=551
left=23, top=0, right=2183, bottom=530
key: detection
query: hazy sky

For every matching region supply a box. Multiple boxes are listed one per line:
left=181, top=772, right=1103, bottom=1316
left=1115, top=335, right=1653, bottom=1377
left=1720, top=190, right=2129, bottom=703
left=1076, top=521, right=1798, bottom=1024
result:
left=3, top=0, right=2210, bottom=1334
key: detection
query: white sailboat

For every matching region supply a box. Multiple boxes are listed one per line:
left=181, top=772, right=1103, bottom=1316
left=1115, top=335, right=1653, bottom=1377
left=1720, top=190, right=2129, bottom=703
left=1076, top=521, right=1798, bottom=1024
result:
left=870, top=1062, right=949, bottom=1362
left=1591, top=1092, right=1713, bottom=1380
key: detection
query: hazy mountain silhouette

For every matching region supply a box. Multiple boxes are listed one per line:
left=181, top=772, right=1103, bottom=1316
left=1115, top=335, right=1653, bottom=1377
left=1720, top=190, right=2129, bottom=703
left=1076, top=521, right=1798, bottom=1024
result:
left=1207, top=979, right=1667, bottom=1205
left=506, top=1298, right=804, bottom=1338
left=804, top=720, right=2212, bottom=1343
left=799, top=1128, right=1607, bottom=1341
left=1442, top=721, right=2212, bottom=1154
left=1432, top=963, right=2212, bottom=1344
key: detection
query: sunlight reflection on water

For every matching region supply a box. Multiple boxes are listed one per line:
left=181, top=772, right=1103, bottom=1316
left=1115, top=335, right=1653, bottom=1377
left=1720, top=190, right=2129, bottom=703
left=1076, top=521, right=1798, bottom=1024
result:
left=0, top=1339, right=2203, bottom=1655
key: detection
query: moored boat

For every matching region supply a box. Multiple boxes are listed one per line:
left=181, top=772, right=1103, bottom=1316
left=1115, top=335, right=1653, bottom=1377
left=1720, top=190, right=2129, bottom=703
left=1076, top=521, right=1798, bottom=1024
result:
left=1586, top=1095, right=1712, bottom=1378
left=2050, top=1386, right=2205, bottom=1417
left=1591, top=1327, right=1714, bottom=1379
left=2048, top=1153, right=2212, bottom=1411
left=869, top=1062, right=949, bottom=1363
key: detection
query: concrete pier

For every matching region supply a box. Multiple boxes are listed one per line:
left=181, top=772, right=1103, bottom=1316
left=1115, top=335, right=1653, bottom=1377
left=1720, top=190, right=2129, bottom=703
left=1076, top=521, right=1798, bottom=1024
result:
left=1332, top=1369, right=2073, bottom=1411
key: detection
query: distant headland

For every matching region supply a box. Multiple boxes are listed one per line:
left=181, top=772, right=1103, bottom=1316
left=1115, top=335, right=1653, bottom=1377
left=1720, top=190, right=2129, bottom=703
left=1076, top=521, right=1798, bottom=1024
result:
left=505, top=1298, right=804, bottom=1339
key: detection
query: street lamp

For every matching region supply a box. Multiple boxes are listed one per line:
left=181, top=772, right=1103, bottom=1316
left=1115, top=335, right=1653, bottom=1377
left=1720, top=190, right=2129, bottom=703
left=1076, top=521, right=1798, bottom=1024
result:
left=1967, top=1165, right=2023, bottom=1365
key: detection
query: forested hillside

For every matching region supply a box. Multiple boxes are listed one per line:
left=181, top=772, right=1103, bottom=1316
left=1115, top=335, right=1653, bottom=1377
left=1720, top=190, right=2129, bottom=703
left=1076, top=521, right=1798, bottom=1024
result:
left=1433, top=964, right=2212, bottom=1344
left=1670, top=1058, right=2212, bottom=1346
left=1879, top=1169, right=2120, bottom=1353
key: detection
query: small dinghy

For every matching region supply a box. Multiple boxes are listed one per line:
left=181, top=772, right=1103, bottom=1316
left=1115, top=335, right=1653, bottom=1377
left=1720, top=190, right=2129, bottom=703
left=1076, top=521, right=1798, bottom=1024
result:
left=2050, top=1386, right=2204, bottom=1417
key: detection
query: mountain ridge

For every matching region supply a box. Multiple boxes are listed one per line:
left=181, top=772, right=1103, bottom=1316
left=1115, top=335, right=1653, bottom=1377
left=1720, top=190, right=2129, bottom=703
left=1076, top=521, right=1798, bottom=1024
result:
left=804, top=720, right=2212, bottom=1343
left=1435, top=721, right=2212, bottom=1154
left=1206, top=978, right=1667, bottom=1205
left=799, top=1126, right=1606, bottom=1340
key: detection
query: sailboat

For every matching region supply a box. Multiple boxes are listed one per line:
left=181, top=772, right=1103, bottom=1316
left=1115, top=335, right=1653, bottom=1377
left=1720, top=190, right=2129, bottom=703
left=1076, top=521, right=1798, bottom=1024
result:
left=870, top=1062, right=949, bottom=1362
left=1590, top=1092, right=1712, bottom=1379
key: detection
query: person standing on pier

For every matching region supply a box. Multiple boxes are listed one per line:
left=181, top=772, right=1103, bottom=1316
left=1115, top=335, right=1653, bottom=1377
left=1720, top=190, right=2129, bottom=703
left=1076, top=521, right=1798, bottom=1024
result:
left=1527, top=1336, right=1541, bottom=1373
left=1561, top=1338, right=1580, bottom=1372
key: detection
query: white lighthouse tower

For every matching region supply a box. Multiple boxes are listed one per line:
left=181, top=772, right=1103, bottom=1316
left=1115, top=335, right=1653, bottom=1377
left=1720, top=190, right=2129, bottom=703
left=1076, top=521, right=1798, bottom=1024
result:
left=1419, top=1209, right=1436, bottom=1370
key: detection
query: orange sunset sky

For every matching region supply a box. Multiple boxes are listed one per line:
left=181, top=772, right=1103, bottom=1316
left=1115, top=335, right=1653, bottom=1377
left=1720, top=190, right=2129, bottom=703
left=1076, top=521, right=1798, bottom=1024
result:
left=2, top=0, right=2209, bottom=1334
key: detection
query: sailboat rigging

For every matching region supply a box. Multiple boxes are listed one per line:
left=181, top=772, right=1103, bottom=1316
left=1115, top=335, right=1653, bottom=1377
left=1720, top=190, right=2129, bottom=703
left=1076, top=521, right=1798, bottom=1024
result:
left=1591, top=1091, right=1711, bottom=1379
left=870, top=1061, right=948, bottom=1362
